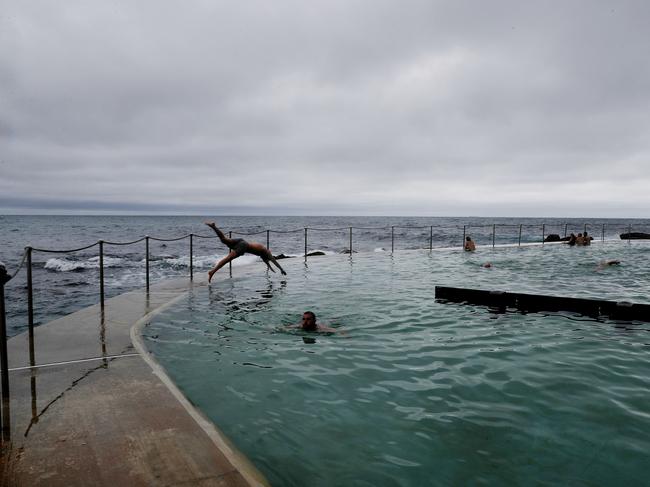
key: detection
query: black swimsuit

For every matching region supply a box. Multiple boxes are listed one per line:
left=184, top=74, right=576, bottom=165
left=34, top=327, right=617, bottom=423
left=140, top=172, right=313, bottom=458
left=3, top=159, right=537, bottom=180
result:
left=229, top=238, right=249, bottom=256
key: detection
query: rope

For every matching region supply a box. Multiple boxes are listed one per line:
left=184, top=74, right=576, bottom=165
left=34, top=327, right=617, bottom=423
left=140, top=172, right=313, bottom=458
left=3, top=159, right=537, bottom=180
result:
left=6, top=249, right=29, bottom=281
left=353, top=226, right=391, bottom=230
left=31, top=241, right=100, bottom=253
left=149, top=234, right=192, bottom=242
left=103, top=236, right=147, bottom=246
left=231, top=230, right=268, bottom=236
left=269, top=228, right=304, bottom=234
left=308, top=227, right=350, bottom=231
left=193, top=234, right=218, bottom=239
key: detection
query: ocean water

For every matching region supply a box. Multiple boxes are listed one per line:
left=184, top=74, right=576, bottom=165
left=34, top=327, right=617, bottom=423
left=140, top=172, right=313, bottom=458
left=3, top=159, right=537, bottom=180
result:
left=143, top=244, right=650, bottom=487
left=0, top=215, right=648, bottom=336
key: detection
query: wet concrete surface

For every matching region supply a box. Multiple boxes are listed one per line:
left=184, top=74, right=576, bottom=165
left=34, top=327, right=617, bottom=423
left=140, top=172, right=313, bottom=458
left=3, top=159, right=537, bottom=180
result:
left=1, top=276, right=269, bottom=487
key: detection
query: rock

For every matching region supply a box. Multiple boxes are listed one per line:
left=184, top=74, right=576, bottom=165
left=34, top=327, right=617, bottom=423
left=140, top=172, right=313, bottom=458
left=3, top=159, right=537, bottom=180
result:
left=544, top=234, right=562, bottom=242
left=273, top=253, right=294, bottom=260
left=620, top=232, right=650, bottom=239
left=306, top=251, right=326, bottom=256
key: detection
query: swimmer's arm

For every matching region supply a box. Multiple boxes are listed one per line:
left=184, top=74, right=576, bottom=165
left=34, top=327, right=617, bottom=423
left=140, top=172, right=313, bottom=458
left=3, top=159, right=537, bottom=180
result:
left=317, top=324, right=346, bottom=334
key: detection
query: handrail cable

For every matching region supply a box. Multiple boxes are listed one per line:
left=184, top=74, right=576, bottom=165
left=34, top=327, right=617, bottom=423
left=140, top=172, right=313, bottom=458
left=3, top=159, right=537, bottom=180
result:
left=308, top=227, right=350, bottom=231
left=103, top=236, right=148, bottom=246
left=31, top=241, right=100, bottom=253
left=269, top=228, right=304, bottom=234
left=6, top=249, right=29, bottom=281
left=231, top=230, right=268, bottom=236
left=149, top=234, right=191, bottom=242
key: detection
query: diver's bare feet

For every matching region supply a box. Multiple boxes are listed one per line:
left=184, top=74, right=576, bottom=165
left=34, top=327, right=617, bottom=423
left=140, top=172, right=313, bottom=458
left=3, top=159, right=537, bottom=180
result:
left=208, top=269, right=216, bottom=282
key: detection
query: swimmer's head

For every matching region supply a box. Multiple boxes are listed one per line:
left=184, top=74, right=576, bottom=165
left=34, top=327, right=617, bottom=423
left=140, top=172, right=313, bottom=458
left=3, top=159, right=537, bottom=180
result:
left=466, top=236, right=471, bottom=241
left=482, top=262, right=492, bottom=268
left=301, top=311, right=317, bottom=331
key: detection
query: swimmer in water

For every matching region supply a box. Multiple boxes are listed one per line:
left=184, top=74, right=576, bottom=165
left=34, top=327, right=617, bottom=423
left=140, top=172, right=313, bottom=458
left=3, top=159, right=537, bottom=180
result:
left=204, top=221, right=287, bottom=282
left=464, top=236, right=476, bottom=251
left=596, top=259, right=621, bottom=271
left=296, top=311, right=337, bottom=333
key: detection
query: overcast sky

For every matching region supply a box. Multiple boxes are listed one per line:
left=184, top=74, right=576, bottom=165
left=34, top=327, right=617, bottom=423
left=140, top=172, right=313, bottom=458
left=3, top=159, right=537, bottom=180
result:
left=2, top=1, right=649, bottom=217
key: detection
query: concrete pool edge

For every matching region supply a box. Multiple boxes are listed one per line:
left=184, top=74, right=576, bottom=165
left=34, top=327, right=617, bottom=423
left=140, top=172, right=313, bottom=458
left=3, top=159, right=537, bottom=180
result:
left=1, top=277, right=270, bottom=487
left=130, top=295, right=270, bottom=487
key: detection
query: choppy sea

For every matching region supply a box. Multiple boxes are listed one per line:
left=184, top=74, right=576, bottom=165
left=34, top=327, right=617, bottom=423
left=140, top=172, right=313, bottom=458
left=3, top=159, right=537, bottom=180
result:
left=1, top=215, right=648, bottom=336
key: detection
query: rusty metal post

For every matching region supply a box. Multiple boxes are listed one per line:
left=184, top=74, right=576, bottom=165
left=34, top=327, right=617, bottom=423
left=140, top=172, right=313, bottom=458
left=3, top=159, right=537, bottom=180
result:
left=189, top=234, right=193, bottom=280
left=349, top=227, right=352, bottom=255
left=145, top=236, right=150, bottom=292
left=99, top=240, right=105, bottom=309
left=26, top=247, right=35, bottom=366
left=584, top=223, right=587, bottom=235
left=266, top=229, right=270, bottom=250
left=564, top=223, right=568, bottom=238
left=391, top=226, right=395, bottom=254
left=462, top=225, right=466, bottom=248
left=229, top=231, right=233, bottom=277
left=518, top=224, right=522, bottom=246
left=542, top=224, right=545, bottom=245
left=304, top=228, right=308, bottom=262
left=492, top=224, right=496, bottom=248
left=0, top=262, right=10, bottom=442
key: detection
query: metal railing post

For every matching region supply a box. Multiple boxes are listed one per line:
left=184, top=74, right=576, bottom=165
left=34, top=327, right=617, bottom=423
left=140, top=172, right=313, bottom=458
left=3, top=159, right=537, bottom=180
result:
left=99, top=240, right=105, bottom=309
left=429, top=225, right=433, bottom=251
left=0, top=261, right=11, bottom=442
left=492, top=224, right=496, bottom=248
left=462, top=225, right=466, bottom=248
left=628, top=224, right=631, bottom=243
left=304, top=228, right=308, bottom=262
left=518, top=224, right=522, bottom=246
left=145, top=236, right=150, bottom=292
left=349, top=227, right=352, bottom=255
left=601, top=224, right=605, bottom=242
left=584, top=223, right=587, bottom=234
left=391, top=226, right=395, bottom=254
left=564, top=223, right=568, bottom=238
left=542, top=224, right=545, bottom=245
left=266, top=230, right=270, bottom=250
left=26, top=247, right=35, bottom=366
left=229, top=231, right=233, bottom=277
left=189, top=234, right=193, bottom=280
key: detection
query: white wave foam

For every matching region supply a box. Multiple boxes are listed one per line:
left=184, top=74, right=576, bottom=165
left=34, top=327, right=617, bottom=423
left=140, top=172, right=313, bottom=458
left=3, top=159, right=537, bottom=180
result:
left=44, top=256, right=124, bottom=272
left=165, top=254, right=263, bottom=269
left=374, top=247, right=387, bottom=252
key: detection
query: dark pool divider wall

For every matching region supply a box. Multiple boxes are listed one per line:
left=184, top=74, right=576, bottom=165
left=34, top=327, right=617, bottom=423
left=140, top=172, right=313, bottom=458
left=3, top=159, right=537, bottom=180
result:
left=435, top=286, right=650, bottom=322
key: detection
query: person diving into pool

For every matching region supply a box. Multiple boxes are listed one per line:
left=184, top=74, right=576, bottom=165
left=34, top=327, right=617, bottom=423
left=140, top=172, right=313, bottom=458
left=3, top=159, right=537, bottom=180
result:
left=204, top=221, right=287, bottom=282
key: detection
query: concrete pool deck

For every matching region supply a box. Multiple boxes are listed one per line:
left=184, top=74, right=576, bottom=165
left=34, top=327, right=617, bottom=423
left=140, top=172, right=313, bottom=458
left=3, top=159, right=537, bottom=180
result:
left=1, top=275, right=269, bottom=487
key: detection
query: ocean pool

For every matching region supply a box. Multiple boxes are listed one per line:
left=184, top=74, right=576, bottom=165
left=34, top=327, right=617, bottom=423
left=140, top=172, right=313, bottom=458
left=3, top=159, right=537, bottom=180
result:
left=144, top=242, right=650, bottom=486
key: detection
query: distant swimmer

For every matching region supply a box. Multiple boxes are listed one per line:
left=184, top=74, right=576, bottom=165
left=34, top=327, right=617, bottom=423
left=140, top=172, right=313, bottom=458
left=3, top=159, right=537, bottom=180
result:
left=596, top=259, right=621, bottom=271
left=464, top=236, right=476, bottom=251
left=566, top=233, right=577, bottom=246
left=482, top=262, right=492, bottom=268
left=296, top=311, right=338, bottom=333
left=204, top=221, right=287, bottom=282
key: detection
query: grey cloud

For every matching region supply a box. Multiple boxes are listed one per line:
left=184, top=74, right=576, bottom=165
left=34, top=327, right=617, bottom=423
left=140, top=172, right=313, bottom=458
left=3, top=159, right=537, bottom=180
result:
left=2, top=1, right=650, bottom=216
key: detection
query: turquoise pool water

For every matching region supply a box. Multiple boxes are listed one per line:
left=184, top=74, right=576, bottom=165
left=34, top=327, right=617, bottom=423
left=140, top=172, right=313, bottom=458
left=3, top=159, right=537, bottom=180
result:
left=144, top=242, right=650, bottom=486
